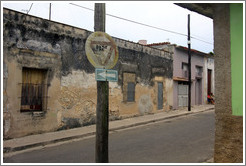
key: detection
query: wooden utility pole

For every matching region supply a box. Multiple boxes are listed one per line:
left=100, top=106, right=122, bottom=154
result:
left=49, top=3, right=51, bottom=20
left=188, top=14, right=191, bottom=111
left=94, top=3, right=109, bottom=163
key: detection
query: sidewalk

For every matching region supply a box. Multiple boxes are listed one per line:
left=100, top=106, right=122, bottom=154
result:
left=3, top=105, right=214, bottom=155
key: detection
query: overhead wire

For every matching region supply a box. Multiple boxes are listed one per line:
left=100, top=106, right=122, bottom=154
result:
left=69, top=3, right=213, bottom=45
left=27, top=3, right=33, bottom=15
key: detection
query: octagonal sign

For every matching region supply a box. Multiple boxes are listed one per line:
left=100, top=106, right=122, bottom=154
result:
left=85, top=31, right=119, bottom=69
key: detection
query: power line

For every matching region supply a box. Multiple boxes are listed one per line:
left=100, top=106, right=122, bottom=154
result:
left=191, top=37, right=213, bottom=45
left=70, top=3, right=94, bottom=12
left=69, top=3, right=187, bottom=37
left=49, top=3, right=52, bottom=20
left=21, top=3, right=33, bottom=14
left=27, top=3, right=33, bottom=15
left=69, top=3, right=213, bottom=45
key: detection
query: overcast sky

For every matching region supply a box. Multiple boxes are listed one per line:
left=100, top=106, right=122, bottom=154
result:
left=2, top=1, right=214, bottom=53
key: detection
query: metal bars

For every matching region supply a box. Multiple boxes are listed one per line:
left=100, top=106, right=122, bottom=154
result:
left=20, top=83, right=46, bottom=112
left=20, top=68, right=47, bottom=112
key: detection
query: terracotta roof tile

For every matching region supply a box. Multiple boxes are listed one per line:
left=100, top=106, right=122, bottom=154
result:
left=146, top=42, right=171, bottom=46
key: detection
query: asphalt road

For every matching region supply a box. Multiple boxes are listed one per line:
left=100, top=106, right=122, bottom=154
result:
left=4, top=110, right=215, bottom=163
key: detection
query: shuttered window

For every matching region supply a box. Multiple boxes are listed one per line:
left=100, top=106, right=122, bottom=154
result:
left=158, top=82, right=163, bottom=110
left=21, top=68, right=47, bottom=112
left=127, top=82, right=135, bottom=102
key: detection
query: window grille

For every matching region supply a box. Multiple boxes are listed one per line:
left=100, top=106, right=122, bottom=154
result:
left=20, top=68, right=48, bottom=112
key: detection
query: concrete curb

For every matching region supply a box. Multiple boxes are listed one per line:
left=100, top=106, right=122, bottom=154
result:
left=3, top=132, right=97, bottom=154
left=3, top=106, right=214, bottom=154
left=109, top=107, right=214, bottom=132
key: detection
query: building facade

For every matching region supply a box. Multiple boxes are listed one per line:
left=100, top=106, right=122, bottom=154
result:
left=3, top=8, right=173, bottom=139
left=176, top=3, right=243, bottom=163
left=148, top=43, right=214, bottom=110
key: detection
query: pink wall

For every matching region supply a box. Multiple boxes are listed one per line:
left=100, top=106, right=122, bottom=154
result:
left=173, top=48, right=205, bottom=109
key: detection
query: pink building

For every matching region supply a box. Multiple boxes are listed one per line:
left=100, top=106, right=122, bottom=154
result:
left=148, top=42, right=214, bottom=110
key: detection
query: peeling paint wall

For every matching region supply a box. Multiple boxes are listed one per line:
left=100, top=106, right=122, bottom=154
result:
left=3, top=8, right=173, bottom=138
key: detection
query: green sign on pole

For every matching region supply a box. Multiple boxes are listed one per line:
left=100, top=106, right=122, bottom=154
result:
left=95, top=68, right=118, bottom=82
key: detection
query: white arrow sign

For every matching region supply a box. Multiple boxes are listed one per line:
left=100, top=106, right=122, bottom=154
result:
left=98, top=71, right=116, bottom=79
left=95, top=69, right=118, bottom=82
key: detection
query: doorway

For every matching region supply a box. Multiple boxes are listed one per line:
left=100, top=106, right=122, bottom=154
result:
left=178, top=82, right=188, bottom=107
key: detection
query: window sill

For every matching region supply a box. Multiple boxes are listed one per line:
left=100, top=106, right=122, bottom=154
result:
left=122, top=101, right=136, bottom=104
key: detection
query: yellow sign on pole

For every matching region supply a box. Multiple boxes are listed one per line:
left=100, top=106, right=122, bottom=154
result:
left=85, top=31, right=119, bottom=69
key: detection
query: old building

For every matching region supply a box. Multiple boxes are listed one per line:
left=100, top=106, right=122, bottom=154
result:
left=3, top=8, right=173, bottom=139
left=147, top=42, right=214, bottom=109
left=176, top=3, right=243, bottom=163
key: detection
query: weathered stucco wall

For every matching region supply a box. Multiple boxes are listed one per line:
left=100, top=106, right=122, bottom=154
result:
left=3, top=8, right=173, bottom=138
left=3, top=43, right=62, bottom=138
left=213, top=4, right=243, bottom=163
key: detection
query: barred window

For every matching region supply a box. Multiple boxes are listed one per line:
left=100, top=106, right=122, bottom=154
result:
left=20, top=68, right=48, bottom=112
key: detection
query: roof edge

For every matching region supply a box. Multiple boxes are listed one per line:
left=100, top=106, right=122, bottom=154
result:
left=175, top=3, right=213, bottom=19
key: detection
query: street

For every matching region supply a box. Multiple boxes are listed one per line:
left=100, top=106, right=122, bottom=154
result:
left=4, top=110, right=215, bottom=163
